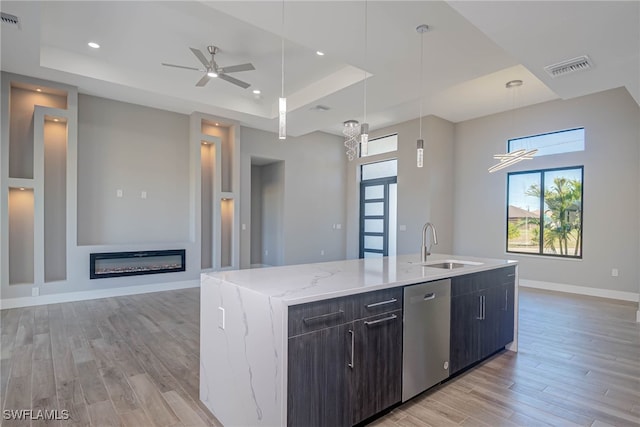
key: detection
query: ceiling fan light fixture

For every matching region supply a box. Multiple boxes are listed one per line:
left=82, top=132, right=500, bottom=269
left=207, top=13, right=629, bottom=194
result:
left=207, top=70, right=218, bottom=78
left=88, top=41, right=100, bottom=49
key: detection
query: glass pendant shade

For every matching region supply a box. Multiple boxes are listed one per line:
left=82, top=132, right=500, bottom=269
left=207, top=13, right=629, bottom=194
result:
left=360, top=123, right=369, bottom=156
left=278, top=97, right=286, bottom=139
left=417, top=139, right=424, bottom=168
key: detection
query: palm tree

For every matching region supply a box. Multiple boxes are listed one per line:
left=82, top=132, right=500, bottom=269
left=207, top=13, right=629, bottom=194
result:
left=526, top=177, right=582, bottom=256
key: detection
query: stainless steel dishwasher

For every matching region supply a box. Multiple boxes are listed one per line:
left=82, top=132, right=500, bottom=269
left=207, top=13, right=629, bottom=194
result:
left=402, top=278, right=451, bottom=402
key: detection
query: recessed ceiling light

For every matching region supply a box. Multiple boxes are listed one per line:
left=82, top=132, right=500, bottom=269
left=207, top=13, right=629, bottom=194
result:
left=252, top=89, right=261, bottom=95
left=88, top=42, right=100, bottom=49
left=316, top=51, right=325, bottom=56
left=19, top=187, right=25, bottom=191
left=36, top=88, right=42, bottom=92
left=53, top=118, right=59, bottom=122
left=215, top=123, right=219, bottom=126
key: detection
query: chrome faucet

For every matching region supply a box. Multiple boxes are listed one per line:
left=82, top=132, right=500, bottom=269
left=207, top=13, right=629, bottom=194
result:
left=421, top=222, right=438, bottom=263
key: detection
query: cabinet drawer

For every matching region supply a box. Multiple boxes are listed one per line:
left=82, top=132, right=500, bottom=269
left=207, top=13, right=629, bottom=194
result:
left=451, top=267, right=516, bottom=297
left=496, top=266, right=516, bottom=284
left=351, top=288, right=403, bottom=321
left=288, top=297, right=352, bottom=337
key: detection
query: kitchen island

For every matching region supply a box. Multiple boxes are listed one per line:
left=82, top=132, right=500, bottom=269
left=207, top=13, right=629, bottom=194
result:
left=200, top=253, right=518, bottom=426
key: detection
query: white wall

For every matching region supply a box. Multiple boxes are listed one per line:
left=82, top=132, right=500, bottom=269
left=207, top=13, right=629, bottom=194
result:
left=77, top=95, right=191, bottom=245
left=346, top=115, right=455, bottom=259
left=239, top=127, right=347, bottom=268
left=453, top=87, right=640, bottom=295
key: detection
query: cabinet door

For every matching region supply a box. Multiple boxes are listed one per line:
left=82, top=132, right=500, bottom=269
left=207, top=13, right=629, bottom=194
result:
left=351, top=310, right=402, bottom=425
left=288, top=325, right=352, bottom=427
left=496, top=282, right=515, bottom=348
left=450, top=293, right=481, bottom=374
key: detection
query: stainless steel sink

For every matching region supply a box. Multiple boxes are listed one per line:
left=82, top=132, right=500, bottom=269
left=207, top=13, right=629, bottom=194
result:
left=426, top=262, right=465, bottom=269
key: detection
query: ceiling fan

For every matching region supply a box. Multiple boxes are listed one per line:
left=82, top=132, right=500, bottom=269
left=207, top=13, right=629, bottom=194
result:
left=162, top=45, right=255, bottom=89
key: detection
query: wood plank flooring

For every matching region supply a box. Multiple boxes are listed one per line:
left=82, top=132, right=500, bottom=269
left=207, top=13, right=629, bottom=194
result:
left=1, top=287, right=638, bottom=426
left=0, top=289, right=220, bottom=427
left=371, top=288, right=640, bottom=427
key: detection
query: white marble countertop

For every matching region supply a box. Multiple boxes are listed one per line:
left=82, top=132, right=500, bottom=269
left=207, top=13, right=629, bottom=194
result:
left=203, top=253, right=517, bottom=306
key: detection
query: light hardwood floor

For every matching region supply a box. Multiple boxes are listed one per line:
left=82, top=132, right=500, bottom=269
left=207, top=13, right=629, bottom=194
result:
left=1, top=287, right=639, bottom=426
left=372, top=288, right=640, bottom=427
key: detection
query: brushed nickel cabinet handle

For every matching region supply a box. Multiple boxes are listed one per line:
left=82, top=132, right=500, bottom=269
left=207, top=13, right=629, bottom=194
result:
left=348, top=329, right=354, bottom=369
left=365, top=298, right=398, bottom=308
left=364, top=314, right=398, bottom=326
left=302, top=310, right=344, bottom=324
left=482, top=295, right=486, bottom=320
left=477, top=295, right=483, bottom=320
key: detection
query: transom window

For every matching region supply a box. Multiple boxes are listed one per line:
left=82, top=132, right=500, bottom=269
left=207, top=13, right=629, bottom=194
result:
left=509, top=127, right=584, bottom=157
left=360, top=134, right=398, bottom=158
left=507, top=166, right=583, bottom=258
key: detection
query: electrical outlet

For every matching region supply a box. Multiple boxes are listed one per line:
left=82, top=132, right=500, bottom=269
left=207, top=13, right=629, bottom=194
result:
left=116, top=189, right=123, bottom=198
left=32, top=287, right=39, bottom=297
left=399, top=225, right=407, bottom=231
left=320, top=250, right=325, bottom=256
left=611, top=268, right=619, bottom=277
left=264, top=249, right=268, bottom=256
left=242, top=224, right=246, bottom=231
left=141, top=191, right=147, bottom=199
left=336, top=224, right=342, bottom=230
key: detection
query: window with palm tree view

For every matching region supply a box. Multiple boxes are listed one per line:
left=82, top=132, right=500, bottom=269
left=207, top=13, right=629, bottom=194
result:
left=507, top=166, right=583, bottom=258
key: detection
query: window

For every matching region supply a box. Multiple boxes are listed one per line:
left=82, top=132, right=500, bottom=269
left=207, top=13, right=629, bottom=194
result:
left=509, top=127, right=584, bottom=157
left=360, top=160, right=397, bottom=258
left=507, top=166, right=583, bottom=258
left=360, top=133, right=397, bottom=158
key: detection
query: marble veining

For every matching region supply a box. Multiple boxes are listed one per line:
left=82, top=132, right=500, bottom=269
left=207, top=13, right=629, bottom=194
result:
left=208, top=253, right=516, bottom=306
left=236, top=286, right=264, bottom=421
left=200, top=253, right=518, bottom=426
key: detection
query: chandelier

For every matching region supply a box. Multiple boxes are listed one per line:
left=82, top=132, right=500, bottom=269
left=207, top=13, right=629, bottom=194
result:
left=488, top=80, right=538, bottom=173
left=343, top=120, right=360, bottom=161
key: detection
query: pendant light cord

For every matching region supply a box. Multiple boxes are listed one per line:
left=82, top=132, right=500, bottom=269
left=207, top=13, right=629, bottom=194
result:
left=363, top=0, right=368, bottom=124
left=281, top=0, right=285, bottom=99
left=419, top=29, right=424, bottom=139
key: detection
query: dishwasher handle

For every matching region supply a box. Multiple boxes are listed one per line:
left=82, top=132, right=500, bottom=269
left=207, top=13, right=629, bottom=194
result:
left=409, top=292, right=439, bottom=304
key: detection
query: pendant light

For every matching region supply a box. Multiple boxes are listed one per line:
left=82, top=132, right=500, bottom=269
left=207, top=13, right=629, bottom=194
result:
left=416, top=24, right=429, bottom=168
left=488, top=80, right=537, bottom=172
left=278, top=0, right=287, bottom=140
left=359, top=0, right=369, bottom=156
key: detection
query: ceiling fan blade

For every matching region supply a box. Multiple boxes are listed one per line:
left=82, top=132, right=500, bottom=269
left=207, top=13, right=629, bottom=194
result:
left=196, top=74, right=210, bottom=87
left=220, top=63, right=255, bottom=74
left=190, top=47, right=211, bottom=68
left=161, top=63, right=201, bottom=71
left=218, top=73, right=251, bottom=89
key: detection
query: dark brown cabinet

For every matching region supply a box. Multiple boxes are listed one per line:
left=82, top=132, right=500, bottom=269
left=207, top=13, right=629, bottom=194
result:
left=287, top=289, right=403, bottom=427
left=351, top=309, right=402, bottom=424
left=287, top=266, right=516, bottom=425
left=287, top=324, right=352, bottom=427
left=450, top=266, right=515, bottom=375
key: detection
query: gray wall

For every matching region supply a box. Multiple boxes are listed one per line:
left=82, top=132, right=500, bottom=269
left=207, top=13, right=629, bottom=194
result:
left=261, top=162, right=285, bottom=266
left=453, top=87, right=639, bottom=294
left=346, top=115, right=455, bottom=259
left=240, top=127, right=347, bottom=268
left=77, top=95, right=190, bottom=245
left=44, top=120, right=67, bottom=282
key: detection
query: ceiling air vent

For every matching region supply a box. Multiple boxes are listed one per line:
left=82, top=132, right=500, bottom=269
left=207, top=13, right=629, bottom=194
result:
left=1, top=12, right=20, bottom=28
left=544, top=55, right=592, bottom=78
left=310, top=105, right=330, bottom=112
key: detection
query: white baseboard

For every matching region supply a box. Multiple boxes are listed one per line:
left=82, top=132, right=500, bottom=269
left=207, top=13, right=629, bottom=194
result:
left=0, top=280, right=199, bottom=310
left=519, top=279, right=639, bottom=303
